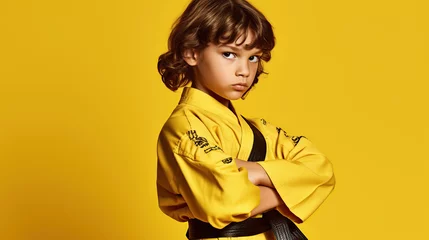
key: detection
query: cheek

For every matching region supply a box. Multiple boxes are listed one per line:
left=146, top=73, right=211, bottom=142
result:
left=206, top=59, right=223, bottom=74
left=251, top=64, right=259, bottom=75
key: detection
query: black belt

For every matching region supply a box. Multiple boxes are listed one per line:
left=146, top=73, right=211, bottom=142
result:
left=186, top=210, right=307, bottom=240
left=187, top=217, right=271, bottom=239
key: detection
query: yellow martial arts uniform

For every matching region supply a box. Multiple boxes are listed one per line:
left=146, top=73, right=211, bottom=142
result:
left=157, top=87, right=335, bottom=239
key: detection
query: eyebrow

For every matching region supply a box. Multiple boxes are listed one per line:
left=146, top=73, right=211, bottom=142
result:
left=219, top=44, right=262, bottom=55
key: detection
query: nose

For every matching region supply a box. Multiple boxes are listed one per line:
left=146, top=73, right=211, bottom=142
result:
left=235, top=59, right=250, bottom=78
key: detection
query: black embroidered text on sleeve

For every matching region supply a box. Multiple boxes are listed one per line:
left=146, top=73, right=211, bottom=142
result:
left=276, top=127, right=289, bottom=138
left=187, top=130, right=209, bottom=148
left=291, top=136, right=306, bottom=146
left=275, top=127, right=306, bottom=146
left=187, top=130, right=223, bottom=153
left=204, top=145, right=222, bottom=153
left=221, top=157, right=233, bottom=164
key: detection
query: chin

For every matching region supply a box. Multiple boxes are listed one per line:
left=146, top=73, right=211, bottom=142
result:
left=225, top=93, right=244, bottom=101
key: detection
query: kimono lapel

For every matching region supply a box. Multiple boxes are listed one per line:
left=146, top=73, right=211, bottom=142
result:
left=236, top=114, right=254, bottom=161
left=179, top=87, right=254, bottom=161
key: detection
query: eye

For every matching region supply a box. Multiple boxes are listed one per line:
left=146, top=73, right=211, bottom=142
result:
left=249, top=55, right=260, bottom=63
left=222, top=52, right=236, bottom=59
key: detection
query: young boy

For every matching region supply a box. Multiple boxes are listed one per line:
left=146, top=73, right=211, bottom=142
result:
left=156, top=0, right=335, bottom=239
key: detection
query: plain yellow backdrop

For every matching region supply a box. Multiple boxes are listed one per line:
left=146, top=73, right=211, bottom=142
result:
left=1, top=0, right=428, bottom=239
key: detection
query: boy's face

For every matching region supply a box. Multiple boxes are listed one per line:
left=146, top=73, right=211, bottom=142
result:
left=184, top=31, right=262, bottom=107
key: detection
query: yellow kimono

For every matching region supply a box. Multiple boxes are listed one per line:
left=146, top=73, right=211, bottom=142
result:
left=157, top=87, right=335, bottom=239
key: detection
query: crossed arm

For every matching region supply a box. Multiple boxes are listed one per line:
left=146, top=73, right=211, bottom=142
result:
left=235, top=159, right=274, bottom=187
left=235, top=159, right=302, bottom=222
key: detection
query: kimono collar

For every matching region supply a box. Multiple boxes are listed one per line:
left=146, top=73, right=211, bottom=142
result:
left=179, top=87, right=254, bottom=159
left=179, top=87, right=239, bottom=122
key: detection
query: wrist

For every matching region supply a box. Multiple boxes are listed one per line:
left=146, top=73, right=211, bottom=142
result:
left=254, top=162, right=273, bottom=187
left=251, top=162, right=264, bottom=186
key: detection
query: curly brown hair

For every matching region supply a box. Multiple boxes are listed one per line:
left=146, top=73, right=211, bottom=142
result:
left=157, top=0, right=275, bottom=91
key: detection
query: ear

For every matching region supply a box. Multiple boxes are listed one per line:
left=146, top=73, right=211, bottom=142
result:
left=183, top=48, right=198, bottom=66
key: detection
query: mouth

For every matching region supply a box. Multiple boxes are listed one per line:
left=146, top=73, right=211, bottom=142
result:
left=231, top=83, right=248, bottom=91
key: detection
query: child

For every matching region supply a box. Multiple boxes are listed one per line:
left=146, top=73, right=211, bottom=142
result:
left=156, top=0, right=336, bottom=239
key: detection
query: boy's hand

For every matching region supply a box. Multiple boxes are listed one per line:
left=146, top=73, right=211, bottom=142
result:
left=235, top=159, right=260, bottom=185
left=235, top=159, right=274, bottom=188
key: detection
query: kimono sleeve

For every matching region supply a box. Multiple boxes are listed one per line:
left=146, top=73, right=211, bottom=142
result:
left=254, top=119, right=336, bottom=223
left=160, top=122, right=261, bottom=229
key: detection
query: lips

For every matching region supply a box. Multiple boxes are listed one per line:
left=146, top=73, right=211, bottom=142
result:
left=231, top=83, right=248, bottom=91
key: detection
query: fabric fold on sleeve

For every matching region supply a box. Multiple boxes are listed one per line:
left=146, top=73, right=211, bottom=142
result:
left=257, top=137, right=335, bottom=222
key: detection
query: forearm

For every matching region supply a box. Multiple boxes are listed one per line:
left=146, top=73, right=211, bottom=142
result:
left=235, top=159, right=283, bottom=216
left=255, top=163, right=274, bottom=188
left=236, top=160, right=301, bottom=220
left=235, top=159, right=274, bottom=187
left=250, top=186, right=283, bottom=217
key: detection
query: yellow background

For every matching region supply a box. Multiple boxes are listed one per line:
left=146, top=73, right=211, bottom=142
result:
left=1, top=0, right=428, bottom=239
